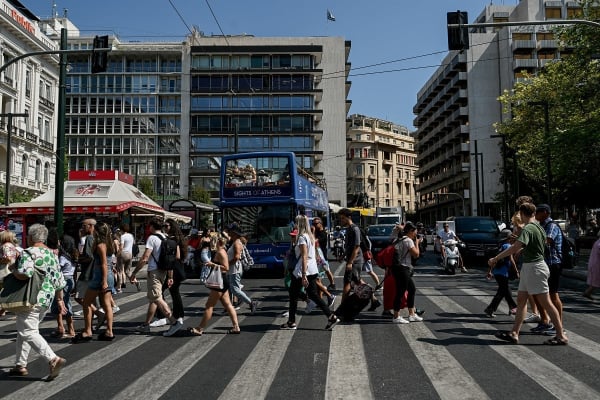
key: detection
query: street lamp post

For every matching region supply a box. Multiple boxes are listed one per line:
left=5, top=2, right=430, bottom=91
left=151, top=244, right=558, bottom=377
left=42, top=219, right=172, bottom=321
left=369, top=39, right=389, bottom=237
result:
left=1, top=112, right=28, bottom=206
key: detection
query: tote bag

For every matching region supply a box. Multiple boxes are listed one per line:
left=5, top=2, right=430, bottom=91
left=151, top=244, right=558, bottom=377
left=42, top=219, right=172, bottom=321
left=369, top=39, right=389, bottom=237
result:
left=204, top=266, right=223, bottom=290
left=0, top=267, right=45, bottom=312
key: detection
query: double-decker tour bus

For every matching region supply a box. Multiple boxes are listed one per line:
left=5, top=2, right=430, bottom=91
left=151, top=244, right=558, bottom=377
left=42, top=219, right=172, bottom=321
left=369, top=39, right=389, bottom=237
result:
left=219, top=152, right=328, bottom=274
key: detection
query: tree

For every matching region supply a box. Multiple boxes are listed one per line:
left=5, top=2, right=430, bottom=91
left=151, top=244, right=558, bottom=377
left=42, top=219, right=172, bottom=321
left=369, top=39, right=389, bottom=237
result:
left=495, top=4, right=600, bottom=209
left=138, top=177, right=157, bottom=200
left=190, top=185, right=211, bottom=204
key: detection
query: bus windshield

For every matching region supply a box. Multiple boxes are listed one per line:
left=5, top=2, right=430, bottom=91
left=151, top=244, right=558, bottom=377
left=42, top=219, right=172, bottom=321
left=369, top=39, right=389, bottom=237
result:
left=223, top=205, right=294, bottom=244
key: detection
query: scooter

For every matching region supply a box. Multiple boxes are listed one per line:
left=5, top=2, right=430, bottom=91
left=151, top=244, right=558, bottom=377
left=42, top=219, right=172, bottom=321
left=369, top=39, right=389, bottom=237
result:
left=441, top=239, right=462, bottom=275
left=332, top=233, right=345, bottom=262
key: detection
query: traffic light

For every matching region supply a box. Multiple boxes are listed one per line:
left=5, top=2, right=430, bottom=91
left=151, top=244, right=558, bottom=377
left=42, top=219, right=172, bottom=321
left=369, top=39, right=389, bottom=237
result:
left=92, top=35, right=109, bottom=73
left=447, top=11, right=469, bottom=51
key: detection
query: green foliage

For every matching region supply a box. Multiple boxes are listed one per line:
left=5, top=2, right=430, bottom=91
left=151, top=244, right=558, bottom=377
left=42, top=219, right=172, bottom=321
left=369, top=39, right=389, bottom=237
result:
left=0, top=186, right=36, bottom=204
left=189, top=185, right=211, bottom=204
left=495, top=11, right=600, bottom=208
left=138, top=177, right=157, bottom=199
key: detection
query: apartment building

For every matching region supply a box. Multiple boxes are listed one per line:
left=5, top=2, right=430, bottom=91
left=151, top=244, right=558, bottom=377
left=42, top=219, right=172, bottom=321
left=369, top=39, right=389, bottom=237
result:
left=414, top=0, right=579, bottom=224
left=0, top=0, right=59, bottom=200
left=346, top=114, right=417, bottom=214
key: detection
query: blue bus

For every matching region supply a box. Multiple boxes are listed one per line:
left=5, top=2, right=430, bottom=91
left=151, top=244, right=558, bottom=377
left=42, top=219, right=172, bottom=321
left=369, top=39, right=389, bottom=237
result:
left=219, top=152, right=329, bottom=273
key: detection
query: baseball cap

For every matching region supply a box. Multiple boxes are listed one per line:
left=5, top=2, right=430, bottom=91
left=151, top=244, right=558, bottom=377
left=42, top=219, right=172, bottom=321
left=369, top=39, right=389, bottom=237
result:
left=536, top=204, right=552, bottom=214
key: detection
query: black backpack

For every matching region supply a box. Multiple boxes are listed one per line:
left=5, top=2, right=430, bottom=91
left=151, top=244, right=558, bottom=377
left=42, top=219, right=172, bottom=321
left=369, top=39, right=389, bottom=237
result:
left=546, top=222, right=578, bottom=270
left=151, top=233, right=178, bottom=271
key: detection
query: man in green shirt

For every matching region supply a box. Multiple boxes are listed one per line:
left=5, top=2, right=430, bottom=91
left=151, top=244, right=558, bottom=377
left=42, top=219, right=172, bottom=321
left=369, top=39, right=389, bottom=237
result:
left=487, top=202, right=568, bottom=346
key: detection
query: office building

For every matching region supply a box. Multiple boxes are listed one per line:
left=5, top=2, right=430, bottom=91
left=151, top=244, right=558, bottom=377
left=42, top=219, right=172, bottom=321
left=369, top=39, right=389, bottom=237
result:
left=414, top=0, right=578, bottom=223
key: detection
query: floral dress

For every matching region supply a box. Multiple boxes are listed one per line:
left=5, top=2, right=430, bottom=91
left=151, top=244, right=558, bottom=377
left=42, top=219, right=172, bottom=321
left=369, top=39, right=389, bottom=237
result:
left=17, top=247, right=66, bottom=308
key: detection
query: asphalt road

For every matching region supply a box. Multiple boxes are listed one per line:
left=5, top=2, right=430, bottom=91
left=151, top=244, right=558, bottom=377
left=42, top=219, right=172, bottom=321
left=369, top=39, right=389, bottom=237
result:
left=0, top=249, right=598, bottom=400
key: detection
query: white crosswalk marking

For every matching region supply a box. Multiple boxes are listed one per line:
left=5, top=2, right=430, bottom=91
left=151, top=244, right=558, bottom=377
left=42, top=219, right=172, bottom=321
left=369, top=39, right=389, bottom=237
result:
left=325, top=323, right=373, bottom=400
left=218, top=315, right=302, bottom=399
left=421, top=287, right=600, bottom=400
left=398, top=319, right=491, bottom=400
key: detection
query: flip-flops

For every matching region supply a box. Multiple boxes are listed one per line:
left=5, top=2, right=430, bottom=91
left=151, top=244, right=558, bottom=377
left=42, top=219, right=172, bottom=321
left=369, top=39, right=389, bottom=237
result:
left=189, top=327, right=203, bottom=336
left=495, top=331, right=519, bottom=344
left=98, top=332, right=115, bottom=341
left=227, top=328, right=241, bottom=334
left=70, top=332, right=93, bottom=344
left=543, top=336, right=569, bottom=346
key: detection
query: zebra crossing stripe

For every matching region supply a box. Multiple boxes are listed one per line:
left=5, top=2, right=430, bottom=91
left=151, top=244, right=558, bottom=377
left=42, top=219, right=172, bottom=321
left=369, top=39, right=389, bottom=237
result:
left=421, top=287, right=600, bottom=400
left=217, top=315, right=303, bottom=399
left=398, top=316, right=491, bottom=400
left=461, top=287, right=600, bottom=363
left=7, top=297, right=207, bottom=399
left=325, top=323, right=374, bottom=400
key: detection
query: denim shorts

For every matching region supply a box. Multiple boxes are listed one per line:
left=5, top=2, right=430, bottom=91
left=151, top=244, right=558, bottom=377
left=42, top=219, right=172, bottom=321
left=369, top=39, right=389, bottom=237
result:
left=51, top=277, right=75, bottom=316
left=88, top=266, right=115, bottom=293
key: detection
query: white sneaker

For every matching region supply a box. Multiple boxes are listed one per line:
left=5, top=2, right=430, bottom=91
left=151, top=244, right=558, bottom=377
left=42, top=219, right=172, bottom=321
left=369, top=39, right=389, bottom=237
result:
left=393, top=316, right=409, bottom=324
left=163, top=320, right=183, bottom=337
left=305, top=300, right=316, bottom=314
left=112, top=306, right=120, bottom=314
left=149, top=318, right=168, bottom=327
left=408, top=315, right=423, bottom=322
left=524, top=313, right=541, bottom=324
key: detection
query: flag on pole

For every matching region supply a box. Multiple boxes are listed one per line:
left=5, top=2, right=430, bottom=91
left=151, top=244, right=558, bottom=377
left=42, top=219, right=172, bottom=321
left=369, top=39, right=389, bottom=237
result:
left=327, top=9, right=336, bottom=22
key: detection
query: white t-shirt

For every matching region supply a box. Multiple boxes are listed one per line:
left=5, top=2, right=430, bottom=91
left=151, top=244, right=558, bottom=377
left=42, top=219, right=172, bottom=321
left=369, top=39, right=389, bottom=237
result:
left=293, top=233, right=318, bottom=278
left=438, top=229, right=458, bottom=242
left=145, top=233, right=164, bottom=271
left=120, top=232, right=134, bottom=254
left=227, top=239, right=243, bottom=275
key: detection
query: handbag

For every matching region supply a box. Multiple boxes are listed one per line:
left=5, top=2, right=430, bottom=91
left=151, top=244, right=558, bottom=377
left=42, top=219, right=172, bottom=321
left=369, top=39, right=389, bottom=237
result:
left=204, top=266, right=223, bottom=290
left=0, top=267, right=45, bottom=312
left=173, top=260, right=187, bottom=282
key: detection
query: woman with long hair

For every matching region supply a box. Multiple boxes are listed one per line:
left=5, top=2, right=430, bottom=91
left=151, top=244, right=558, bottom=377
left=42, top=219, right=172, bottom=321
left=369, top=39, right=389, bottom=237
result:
left=189, top=233, right=240, bottom=335
left=281, top=215, right=340, bottom=331
left=163, top=219, right=187, bottom=327
left=73, top=222, right=115, bottom=342
left=391, top=222, right=423, bottom=324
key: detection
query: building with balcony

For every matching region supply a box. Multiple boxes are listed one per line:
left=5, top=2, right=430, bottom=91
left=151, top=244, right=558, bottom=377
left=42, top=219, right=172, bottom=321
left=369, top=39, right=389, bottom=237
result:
left=0, top=0, right=59, bottom=200
left=38, top=15, right=351, bottom=206
left=414, top=0, right=580, bottom=224
left=346, top=114, right=417, bottom=214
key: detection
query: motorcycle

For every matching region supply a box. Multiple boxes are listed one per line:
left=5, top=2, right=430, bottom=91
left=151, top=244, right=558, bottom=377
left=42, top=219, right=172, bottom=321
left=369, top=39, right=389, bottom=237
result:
left=440, top=239, right=463, bottom=275
left=332, top=233, right=345, bottom=262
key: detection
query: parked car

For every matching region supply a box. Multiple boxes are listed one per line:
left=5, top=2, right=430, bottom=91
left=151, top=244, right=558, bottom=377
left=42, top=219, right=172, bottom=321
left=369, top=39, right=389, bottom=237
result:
left=448, top=216, right=501, bottom=260
left=366, top=224, right=397, bottom=259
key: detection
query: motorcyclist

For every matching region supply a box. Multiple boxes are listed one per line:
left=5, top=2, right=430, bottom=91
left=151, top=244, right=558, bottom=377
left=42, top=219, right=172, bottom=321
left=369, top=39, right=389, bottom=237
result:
left=442, top=239, right=466, bottom=273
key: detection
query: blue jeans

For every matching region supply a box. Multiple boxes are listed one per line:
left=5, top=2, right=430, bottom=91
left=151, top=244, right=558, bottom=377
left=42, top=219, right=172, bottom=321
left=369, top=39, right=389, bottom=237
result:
left=51, top=277, right=75, bottom=317
left=229, top=272, right=252, bottom=305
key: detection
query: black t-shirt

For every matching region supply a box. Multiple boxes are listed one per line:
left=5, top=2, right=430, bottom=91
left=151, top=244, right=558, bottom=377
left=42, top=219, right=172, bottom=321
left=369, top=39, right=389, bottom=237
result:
left=344, top=224, right=363, bottom=262
left=314, top=229, right=328, bottom=251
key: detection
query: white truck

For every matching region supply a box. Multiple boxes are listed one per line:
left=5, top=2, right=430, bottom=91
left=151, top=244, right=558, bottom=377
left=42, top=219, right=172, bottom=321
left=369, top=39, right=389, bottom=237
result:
left=375, top=207, right=403, bottom=225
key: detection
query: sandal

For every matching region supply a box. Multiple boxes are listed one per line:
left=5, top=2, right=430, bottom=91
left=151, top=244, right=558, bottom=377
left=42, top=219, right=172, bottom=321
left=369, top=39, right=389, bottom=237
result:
left=227, top=328, right=241, bottom=334
left=98, top=332, right=115, bottom=341
left=280, top=321, right=297, bottom=330
left=495, top=331, right=519, bottom=344
left=543, top=336, right=569, bottom=346
left=70, top=332, right=93, bottom=344
left=8, top=366, right=28, bottom=377
left=189, top=327, right=203, bottom=336
left=50, top=330, right=65, bottom=338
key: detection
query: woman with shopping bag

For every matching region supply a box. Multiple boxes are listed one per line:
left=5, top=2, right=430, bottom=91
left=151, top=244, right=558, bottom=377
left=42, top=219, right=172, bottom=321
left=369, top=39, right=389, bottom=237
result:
left=0, top=224, right=67, bottom=380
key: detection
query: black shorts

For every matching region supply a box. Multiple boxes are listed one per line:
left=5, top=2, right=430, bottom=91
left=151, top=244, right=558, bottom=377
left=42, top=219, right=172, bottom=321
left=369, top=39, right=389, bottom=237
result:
left=548, top=263, right=561, bottom=293
left=343, top=261, right=362, bottom=285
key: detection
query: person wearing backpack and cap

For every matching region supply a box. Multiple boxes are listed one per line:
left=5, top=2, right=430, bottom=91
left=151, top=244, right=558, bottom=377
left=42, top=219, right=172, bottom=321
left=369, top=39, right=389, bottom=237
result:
left=531, top=203, right=564, bottom=336
left=225, top=223, right=257, bottom=314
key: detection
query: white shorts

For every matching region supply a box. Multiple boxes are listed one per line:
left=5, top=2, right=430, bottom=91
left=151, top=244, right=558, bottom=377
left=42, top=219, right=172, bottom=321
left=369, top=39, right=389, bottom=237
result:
left=518, top=260, right=550, bottom=295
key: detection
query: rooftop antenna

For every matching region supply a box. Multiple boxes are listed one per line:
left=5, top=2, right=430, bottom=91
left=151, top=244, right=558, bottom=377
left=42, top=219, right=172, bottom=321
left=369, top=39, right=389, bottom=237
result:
left=51, top=1, right=57, bottom=18
left=63, top=8, right=68, bottom=18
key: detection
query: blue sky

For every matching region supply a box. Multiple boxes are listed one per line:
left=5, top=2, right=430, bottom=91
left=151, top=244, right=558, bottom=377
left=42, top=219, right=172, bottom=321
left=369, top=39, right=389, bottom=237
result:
left=27, top=0, right=505, bottom=130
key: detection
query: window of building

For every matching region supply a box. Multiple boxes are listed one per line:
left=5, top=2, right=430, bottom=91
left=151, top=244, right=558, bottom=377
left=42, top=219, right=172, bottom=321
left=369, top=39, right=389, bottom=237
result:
left=369, top=165, right=375, bottom=175
left=385, top=183, right=390, bottom=193
left=355, top=164, right=363, bottom=176
left=21, top=155, right=28, bottom=178
left=537, top=32, right=554, bottom=41
left=545, top=7, right=561, bottom=19
left=513, top=33, right=532, bottom=40
left=566, top=7, right=582, bottom=19
left=44, top=162, right=50, bottom=184
left=35, top=159, right=42, bottom=181
left=25, top=69, right=31, bottom=98
left=384, top=168, right=390, bottom=178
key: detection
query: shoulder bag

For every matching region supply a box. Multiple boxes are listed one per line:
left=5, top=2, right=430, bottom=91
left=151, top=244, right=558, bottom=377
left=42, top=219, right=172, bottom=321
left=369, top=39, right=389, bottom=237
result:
left=0, top=265, right=46, bottom=312
left=204, top=266, right=223, bottom=290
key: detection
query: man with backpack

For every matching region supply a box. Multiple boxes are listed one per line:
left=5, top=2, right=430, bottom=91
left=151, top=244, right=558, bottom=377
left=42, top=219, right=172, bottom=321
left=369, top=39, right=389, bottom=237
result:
left=130, top=218, right=183, bottom=336
left=531, top=204, right=564, bottom=336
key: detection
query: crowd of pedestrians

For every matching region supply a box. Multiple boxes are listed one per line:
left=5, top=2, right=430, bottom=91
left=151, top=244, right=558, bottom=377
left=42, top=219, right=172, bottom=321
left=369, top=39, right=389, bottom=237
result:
left=1, top=193, right=591, bottom=381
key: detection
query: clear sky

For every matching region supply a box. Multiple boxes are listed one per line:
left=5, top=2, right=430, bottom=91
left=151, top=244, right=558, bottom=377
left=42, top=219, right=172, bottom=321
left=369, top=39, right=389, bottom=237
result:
left=26, top=0, right=508, bottom=130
